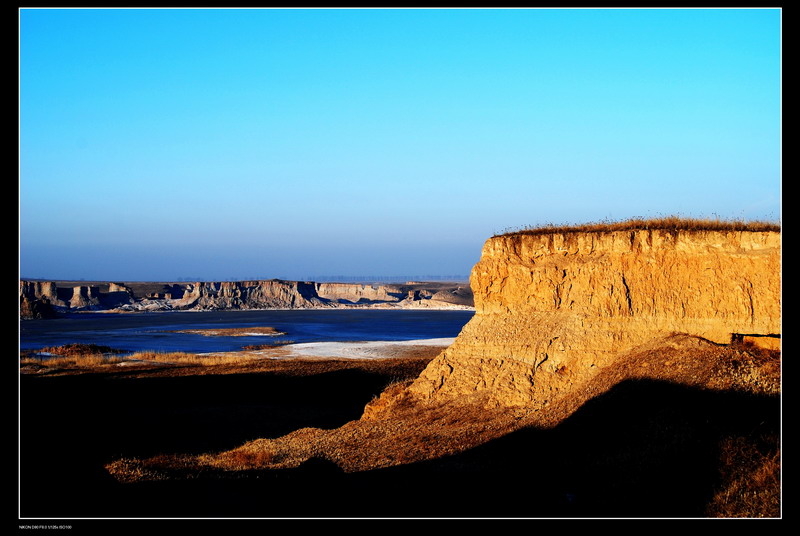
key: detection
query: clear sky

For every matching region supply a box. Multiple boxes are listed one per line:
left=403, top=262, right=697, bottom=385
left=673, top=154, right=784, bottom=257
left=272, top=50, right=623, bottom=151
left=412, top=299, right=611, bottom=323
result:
left=19, top=7, right=781, bottom=282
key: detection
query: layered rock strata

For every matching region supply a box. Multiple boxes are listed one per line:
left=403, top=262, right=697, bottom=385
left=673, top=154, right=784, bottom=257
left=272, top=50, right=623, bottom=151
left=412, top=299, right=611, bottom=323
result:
left=19, top=281, right=66, bottom=308
left=177, top=280, right=325, bottom=310
left=406, top=229, right=781, bottom=408
left=69, top=285, right=101, bottom=309
left=19, top=281, right=61, bottom=319
left=314, top=282, right=405, bottom=304
left=20, top=278, right=473, bottom=314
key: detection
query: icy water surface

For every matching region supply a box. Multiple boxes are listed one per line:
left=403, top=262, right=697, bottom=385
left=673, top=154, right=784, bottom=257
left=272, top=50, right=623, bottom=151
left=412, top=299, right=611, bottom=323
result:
left=19, top=309, right=475, bottom=354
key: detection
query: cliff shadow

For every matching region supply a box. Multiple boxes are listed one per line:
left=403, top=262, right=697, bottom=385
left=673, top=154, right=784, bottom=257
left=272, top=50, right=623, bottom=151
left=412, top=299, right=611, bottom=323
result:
left=160, top=378, right=779, bottom=519
left=348, top=378, right=781, bottom=518
left=99, top=291, right=134, bottom=308
left=19, top=375, right=780, bottom=519
left=18, top=367, right=396, bottom=518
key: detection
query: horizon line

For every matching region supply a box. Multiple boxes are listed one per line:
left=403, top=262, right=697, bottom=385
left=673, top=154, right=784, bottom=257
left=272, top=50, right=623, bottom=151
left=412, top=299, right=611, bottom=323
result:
left=19, top=275, right=472, bottom=284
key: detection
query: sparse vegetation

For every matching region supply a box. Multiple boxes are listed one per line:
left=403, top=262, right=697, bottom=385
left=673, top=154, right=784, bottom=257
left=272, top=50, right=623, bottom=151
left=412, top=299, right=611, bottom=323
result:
left=706, top=435, right=781, bottom=517
left=115, top=350, right=281, bottom=367
left=241, top=340, right=295, bottom=350
left=497, top=216, right=781, bottom=238
left=34, top=343, right=125, bottom=356
left=19, top=346, right=269, bottom=372
left=19, top=343, right=439, bottom=379
left=20, top=352, right=124, bottom=368
left=20, top=343, right=127, bottom=369
left=166, top=326, right=287, bottom=337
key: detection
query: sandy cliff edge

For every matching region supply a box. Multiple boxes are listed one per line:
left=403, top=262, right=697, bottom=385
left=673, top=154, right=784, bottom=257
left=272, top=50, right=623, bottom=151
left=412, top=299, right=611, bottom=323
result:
left=401, top=228, right=780, bottom=408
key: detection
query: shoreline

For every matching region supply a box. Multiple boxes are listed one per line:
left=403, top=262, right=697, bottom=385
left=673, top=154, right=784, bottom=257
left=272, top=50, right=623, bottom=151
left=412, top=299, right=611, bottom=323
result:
left=20, top=337, right=455, bottom=376
left=199, top=337, right=456, bottom=361
left=277, top=337, right=455, bottom=359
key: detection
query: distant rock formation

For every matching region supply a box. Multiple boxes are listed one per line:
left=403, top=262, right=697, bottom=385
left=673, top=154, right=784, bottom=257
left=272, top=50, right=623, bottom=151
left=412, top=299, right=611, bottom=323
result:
left=429, top=287, right=474, bottom=307
left=177, top=280, right=325, bottom=310
left=19, top=278, right=473, bottom=316
left=19, top=281, right=62, bottom=319
left=107, top=282, right=132, bottom=295
left=102, top=282, right=135, bottom=308
left=19, top=280, right=67, bottom=308
left=69, top=285, right=101, bottom=310
left=314, top=282, right=405, bottom=304
left=19, top=282, right=56, bottom=319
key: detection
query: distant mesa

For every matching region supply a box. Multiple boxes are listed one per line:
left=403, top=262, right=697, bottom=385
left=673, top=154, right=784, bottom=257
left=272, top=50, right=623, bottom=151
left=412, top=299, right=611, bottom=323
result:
left=18, top=278, right=474, bottom=318
left=69, top=285, right=101, bottom=309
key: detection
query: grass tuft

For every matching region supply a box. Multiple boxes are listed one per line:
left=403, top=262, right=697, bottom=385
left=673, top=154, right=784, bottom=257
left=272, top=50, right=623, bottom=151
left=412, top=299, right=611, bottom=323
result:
left=706, top=436, right=781, bottom=517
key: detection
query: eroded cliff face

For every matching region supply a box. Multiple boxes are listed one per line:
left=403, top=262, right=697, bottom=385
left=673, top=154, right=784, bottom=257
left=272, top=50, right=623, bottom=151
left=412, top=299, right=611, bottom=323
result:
left=177, top=280, right=324, bottom=310
left=20, top=281, right=66, bottom=308
left=19, top=281, right=61, bottom=319
left=406, top=229, right=781, bottom=408
left=21, top=278, right=473, bottom=315
left=314, top=282, right=405, bottom=304
left=69, top=285, right=102, bottom=309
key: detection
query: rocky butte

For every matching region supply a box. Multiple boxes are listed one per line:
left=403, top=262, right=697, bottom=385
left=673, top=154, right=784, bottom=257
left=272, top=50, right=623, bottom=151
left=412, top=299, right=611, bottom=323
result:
left=402, top=223, right=781, bottom=408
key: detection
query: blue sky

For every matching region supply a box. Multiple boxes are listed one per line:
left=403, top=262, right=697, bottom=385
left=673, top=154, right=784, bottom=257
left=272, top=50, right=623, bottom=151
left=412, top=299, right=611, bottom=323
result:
left=19, top=8, right=781, bottom=281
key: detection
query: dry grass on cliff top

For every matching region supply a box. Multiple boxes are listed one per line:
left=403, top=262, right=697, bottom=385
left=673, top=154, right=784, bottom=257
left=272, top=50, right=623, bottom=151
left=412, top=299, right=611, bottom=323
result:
left=498, top=216, right=781, bottom=238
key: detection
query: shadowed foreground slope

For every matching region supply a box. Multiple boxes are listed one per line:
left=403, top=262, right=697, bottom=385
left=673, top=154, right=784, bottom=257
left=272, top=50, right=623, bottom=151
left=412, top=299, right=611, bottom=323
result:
left=19, top=356, right=433, bottom=519
left=94, top=336, right=779, bottom=518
